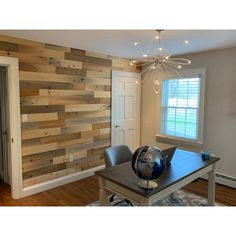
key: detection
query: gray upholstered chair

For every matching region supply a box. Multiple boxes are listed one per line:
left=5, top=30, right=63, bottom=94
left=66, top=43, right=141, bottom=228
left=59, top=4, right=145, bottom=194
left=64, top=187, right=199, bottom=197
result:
left=104, top=145, right=133, bottom=206
left=104, top=145, right=132, bottom=168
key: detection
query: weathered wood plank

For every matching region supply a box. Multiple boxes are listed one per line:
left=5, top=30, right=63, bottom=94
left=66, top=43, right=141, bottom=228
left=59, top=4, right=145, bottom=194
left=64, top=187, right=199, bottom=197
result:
left=21, top=105, right=65, bottom=114
left=48, top=58, right=82, bottom=69
left=65, top=140, right=110, bottom=155
left=20, top=89, right=39, bottom=97
left=18, top=44, right=65, bottom=58
left=21, top=113, right=58, bottom=123
left=20, top=81, right=73, bottom=90
left=23, top=158, right=54, bottom=173
left=58, top=110, right=110, bottom=120
left=20, top=63, right=56, bottom=73
left=61, top=124, right=92, bottom=134
left=85, top=51, right=110, bottom=59
left=0, top=34, right=44, bottom=47
left=40, top=132, right=81, bottom=144
left=38, top=119, right=65, bottom=129
left=58, top=137, right=93, bottom=149
left=22, top=128, right=61, bottom=140
left=53, top=151, right=87, bottom=165
left=23, top=149, right=65, bottom=161
left=22, top=142, right=58, bottom=156
left=39, top=89, right=93, bottom=96
left=65, top=52, right=112, bottom=67
left=45, top=43, right=70, bottom=52
left=92, top=122, right=111, bottom=130
left=65, top=104, right=109, bottom=112
left=70, top=48, right=85, bottom=56
left=20, top=71, right=83, bottom=83
left=81, top=159, right=104, bottom=171
left=48, top=96, right=90, bottom=105
left=23, top=164, right=81, bottom=187
left=94, top=91, right=110, bottom=98
left=20, top=96, right=49, bottom=106
left=0, top=41, right=19, bottom=52
left=86, top=70, right=110, bottom=78
left=23, top=163, right=66, bottom=179
left=56, top=67, right=86, bottom=76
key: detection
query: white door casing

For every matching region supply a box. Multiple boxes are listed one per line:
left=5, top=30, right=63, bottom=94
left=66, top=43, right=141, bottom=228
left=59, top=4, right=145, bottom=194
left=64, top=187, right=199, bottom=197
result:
left=112, top=71, right=141, bottom=151
left=0, top=56, right=22, bottom=199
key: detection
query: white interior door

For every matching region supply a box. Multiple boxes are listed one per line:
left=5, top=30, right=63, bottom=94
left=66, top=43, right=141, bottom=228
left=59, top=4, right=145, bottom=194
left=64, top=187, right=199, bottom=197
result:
left=112, top=71, right=141, bottom=151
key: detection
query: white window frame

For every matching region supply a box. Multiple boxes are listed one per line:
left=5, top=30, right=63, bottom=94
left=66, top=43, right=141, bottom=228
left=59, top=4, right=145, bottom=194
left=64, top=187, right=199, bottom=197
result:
left=157, top=68, right=206, bottom=147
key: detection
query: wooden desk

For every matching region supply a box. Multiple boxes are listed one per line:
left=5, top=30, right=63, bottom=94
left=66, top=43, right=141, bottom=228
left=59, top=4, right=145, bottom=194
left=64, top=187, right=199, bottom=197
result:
left=96, top=149, right=220, bottom=206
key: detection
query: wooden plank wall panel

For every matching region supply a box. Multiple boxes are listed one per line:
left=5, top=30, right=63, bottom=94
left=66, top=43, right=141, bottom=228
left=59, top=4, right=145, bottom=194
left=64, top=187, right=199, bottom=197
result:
left=0, top=34, right=140, bottom=188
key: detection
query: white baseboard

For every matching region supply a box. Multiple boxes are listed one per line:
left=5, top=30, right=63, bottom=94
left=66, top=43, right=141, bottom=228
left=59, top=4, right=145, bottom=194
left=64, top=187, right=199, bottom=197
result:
left=22, top=165, right=105, bottom=198
left=201, top=173, right=236, bottom=189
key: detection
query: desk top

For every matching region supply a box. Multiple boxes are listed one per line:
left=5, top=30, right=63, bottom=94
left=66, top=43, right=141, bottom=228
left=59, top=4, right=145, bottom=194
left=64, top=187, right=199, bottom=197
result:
left=96, top=149, right=220, bottom=197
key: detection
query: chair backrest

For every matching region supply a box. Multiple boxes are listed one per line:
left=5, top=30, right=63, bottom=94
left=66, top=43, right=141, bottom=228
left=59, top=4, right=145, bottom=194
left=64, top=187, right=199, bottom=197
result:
left=104, top=145, right=132, bottom=168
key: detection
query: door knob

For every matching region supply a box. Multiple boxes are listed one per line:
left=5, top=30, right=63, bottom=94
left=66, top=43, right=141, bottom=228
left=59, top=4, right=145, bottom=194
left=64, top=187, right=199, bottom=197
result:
left=115, top=125, right=120, bottom=128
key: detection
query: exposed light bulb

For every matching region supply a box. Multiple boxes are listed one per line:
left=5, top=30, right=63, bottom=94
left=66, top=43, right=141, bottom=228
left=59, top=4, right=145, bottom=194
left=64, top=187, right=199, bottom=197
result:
left=133, top=42, right=140, bottom=46
left=142, top=54, right=148, bottom=58
left=155, top=35, right=160, bottom=39
left=184, top=40, right=189, bottom=45
left=150, top=66, right=157, bottom=69
left=178, top=65, right=182, bottom=69
left=157, top=47, right=163, bottom=51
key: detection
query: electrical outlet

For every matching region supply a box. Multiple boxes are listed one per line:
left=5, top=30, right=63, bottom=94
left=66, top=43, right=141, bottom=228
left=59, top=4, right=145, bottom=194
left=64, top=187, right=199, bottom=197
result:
left=69, top=155, right=74, bottom=162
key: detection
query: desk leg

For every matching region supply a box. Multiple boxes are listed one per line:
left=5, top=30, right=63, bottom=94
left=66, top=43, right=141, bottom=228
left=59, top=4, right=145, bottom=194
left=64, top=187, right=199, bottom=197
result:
left=99, top=177, right=109, bottom=206
left=208, top=164, right=215, bottom=206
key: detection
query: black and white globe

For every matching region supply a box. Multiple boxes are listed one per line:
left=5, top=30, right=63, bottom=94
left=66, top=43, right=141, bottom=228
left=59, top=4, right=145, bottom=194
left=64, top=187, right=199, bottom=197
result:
left=131, top=145, right=166, bottom=189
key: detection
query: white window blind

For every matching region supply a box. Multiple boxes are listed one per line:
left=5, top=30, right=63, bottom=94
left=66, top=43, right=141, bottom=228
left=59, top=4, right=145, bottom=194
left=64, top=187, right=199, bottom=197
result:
left=161, top=77, right=200, bottom=140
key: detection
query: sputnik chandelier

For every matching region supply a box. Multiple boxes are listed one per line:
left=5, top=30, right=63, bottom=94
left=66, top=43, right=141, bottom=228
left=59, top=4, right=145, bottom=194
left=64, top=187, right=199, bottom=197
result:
left=130, top=30, right=191, bottom=94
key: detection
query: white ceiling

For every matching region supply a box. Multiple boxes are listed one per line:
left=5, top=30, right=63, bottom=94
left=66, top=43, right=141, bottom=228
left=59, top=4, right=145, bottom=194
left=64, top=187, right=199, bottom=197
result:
left=1, top=30, right=236, bottom=59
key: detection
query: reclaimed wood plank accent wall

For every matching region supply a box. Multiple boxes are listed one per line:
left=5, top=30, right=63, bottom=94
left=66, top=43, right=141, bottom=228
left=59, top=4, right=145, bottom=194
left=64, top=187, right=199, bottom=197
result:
left=0, top=34, right=140, bottom=188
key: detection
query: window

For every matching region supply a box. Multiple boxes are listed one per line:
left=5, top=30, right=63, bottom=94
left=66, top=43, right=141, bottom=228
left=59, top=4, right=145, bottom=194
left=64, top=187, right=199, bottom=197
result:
left=160, top=68, right=205, bottom=144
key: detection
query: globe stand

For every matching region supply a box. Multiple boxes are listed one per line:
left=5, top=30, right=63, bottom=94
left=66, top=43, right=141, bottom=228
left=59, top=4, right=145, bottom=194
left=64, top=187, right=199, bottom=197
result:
left=138, top=179, right=158, bottom=189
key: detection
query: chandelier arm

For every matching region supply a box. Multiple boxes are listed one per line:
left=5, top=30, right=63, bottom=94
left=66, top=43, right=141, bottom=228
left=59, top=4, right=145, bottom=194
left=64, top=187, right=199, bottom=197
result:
left=164, top=60, right=182, bottom=67
left=164, top=61, right=182, bottom=69
left=135, top=60, right=155, bottom=67
left=167, top=58, right=191, bottom=65
left=141, top=67, right=156, bottom=83
left=151, top=67, right=160, bottom=81
left=162, top=64, right=183, bottom=79
left=153, top=69, right=161, bottom=94
left=150, top=67, right=158, bottom=81
left=141, top=63, right=156, bottom=75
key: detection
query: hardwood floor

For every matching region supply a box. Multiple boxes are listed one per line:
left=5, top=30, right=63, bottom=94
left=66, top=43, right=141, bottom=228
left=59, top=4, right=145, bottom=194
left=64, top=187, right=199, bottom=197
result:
left=0, top=176, right=235, bottom=206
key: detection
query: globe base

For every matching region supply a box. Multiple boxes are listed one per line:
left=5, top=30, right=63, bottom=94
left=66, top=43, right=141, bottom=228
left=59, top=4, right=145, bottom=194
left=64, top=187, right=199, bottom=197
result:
left=138, top=180, right=158, bottom=189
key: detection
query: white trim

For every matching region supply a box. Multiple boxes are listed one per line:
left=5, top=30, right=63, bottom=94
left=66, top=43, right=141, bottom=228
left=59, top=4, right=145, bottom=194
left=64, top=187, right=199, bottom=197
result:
left=0, top=56, right=22, bottom=199
left=201, top=173, right=236, bottom=189
left=158, top=67, right=206, bottom=146
left=156, top=134, right=203, bottom=147
left=22, top=165, right=105, bottom=198
left=111, top=70, right=141, bottom=150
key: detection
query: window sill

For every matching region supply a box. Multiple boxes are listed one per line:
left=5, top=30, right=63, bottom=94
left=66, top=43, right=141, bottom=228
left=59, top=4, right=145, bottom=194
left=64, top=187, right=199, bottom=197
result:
left=156, top=134, right=203, bottom=149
